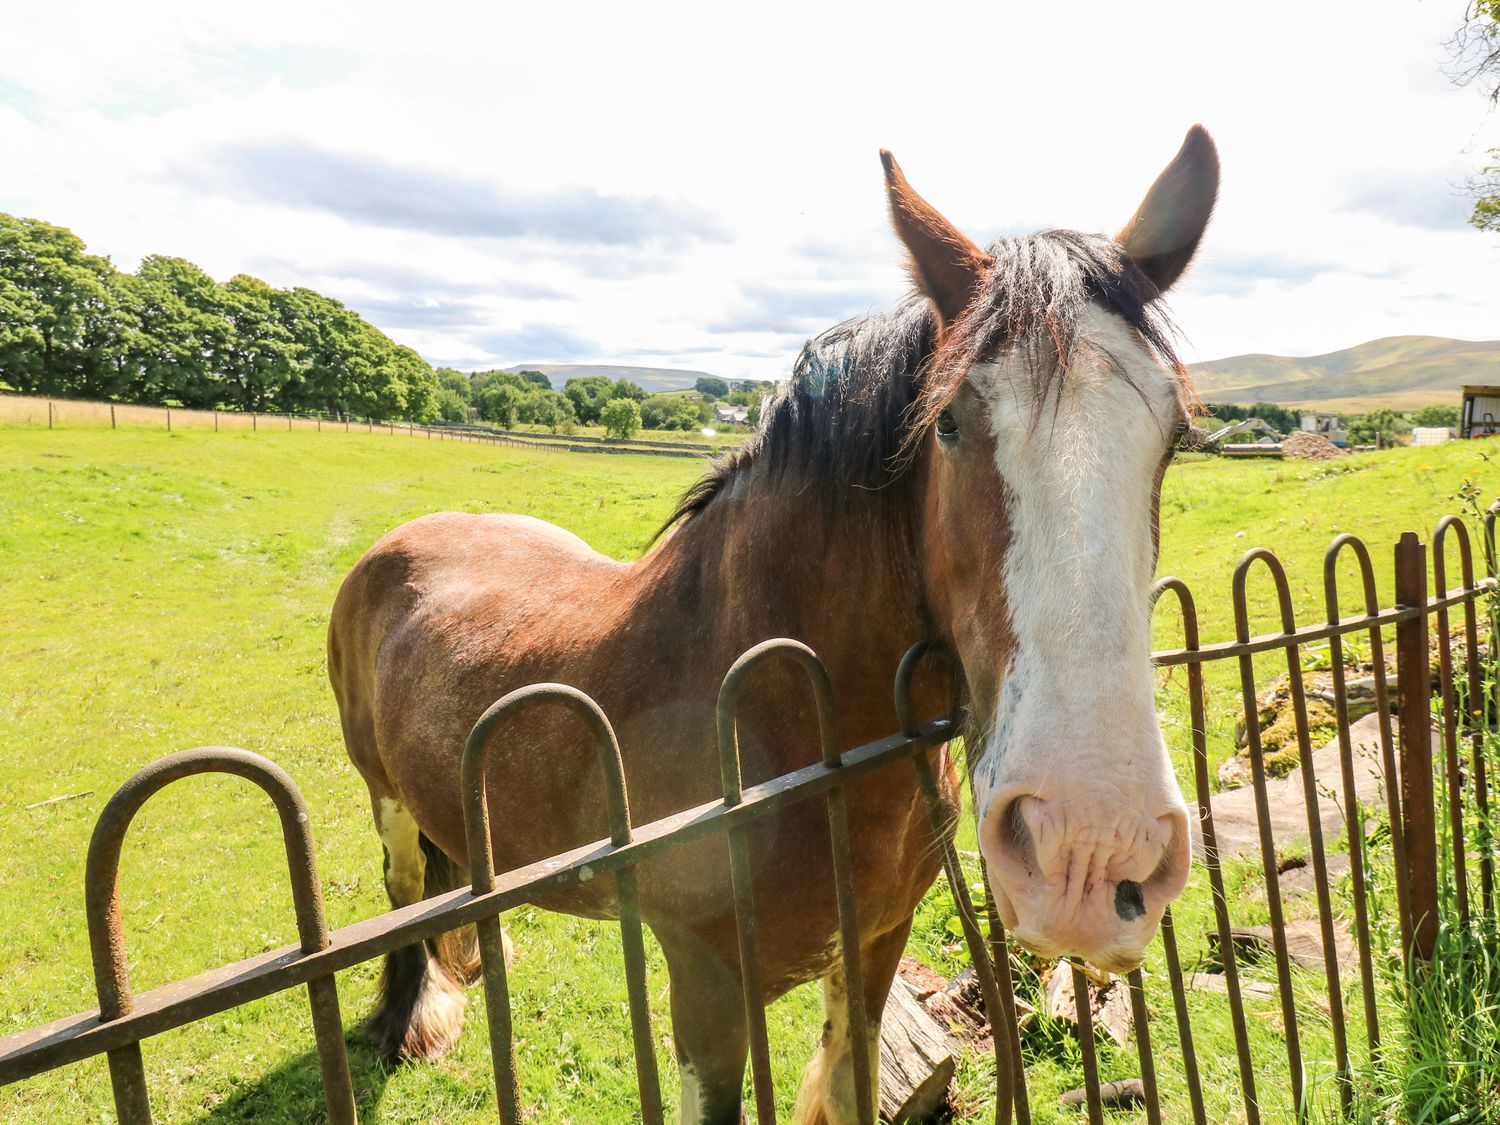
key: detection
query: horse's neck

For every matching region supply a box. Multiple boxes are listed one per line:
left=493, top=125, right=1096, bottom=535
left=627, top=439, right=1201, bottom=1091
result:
left=637, top=488, right=929, bottom=735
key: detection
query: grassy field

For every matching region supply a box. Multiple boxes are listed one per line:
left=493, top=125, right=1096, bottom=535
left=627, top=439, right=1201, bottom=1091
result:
left=0, top=425, right=1495, bottom=1123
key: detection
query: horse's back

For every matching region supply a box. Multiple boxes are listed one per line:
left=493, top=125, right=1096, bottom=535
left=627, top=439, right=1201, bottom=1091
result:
left=329, top=511, right=625, bottom=852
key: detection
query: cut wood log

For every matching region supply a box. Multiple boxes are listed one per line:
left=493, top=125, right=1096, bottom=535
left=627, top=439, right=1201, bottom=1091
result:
left=1058, top=1077, right=1146, bottom=1109
left=1043, top=964, right=1133, bottom=1047
left=880, top=977, right=957, bottom=1123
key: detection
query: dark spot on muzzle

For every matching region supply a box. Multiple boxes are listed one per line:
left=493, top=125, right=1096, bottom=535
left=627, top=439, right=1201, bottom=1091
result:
left=1115, top=879, right=1146, bottom=922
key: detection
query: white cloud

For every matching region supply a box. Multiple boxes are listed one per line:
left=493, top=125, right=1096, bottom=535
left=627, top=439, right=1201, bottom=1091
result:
left=1, top=0, right=1497, bottom=378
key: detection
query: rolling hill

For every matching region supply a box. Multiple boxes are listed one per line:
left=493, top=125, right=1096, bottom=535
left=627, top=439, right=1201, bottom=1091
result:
left=1189, top=336, right=1500, bottom=412
left=501, top=363, right=719, bottom=393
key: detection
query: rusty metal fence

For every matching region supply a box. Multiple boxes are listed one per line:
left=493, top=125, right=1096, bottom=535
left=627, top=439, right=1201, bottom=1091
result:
left=1, top=508, right=1497, bottom=1124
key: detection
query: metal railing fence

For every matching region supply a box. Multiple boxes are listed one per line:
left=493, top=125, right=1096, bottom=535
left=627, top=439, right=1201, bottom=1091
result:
left=1, top=507, right=1497, bottom=1124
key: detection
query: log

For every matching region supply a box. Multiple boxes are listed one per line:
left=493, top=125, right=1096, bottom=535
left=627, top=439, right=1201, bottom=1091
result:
left=879, top=977, right=957, bottom=1123
left=1059, top=1077, right=1146, bottom=1109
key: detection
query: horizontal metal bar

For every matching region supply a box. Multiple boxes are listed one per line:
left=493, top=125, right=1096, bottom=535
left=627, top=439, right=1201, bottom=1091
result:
left=0, top=717, right=955, bottom=1085
left=1151, top=580, right=1493, bottom=666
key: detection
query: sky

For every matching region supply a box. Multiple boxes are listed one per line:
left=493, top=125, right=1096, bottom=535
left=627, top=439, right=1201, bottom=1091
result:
left=1, top=1, right=1497, bottom=382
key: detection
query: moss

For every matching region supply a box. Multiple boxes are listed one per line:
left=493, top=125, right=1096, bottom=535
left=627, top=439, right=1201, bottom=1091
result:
left=1254, top=696, right=1340, bottom=778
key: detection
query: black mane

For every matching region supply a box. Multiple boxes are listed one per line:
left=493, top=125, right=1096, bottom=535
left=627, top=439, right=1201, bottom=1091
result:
left=658, top=230, right=1183, bottom=538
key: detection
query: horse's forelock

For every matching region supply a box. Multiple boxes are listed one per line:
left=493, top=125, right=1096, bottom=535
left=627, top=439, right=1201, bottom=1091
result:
left=908, top=230, right=1191, bottom=443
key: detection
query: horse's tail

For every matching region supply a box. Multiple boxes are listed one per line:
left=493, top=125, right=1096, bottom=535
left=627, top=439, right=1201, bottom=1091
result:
left=419, top=832, right=483, bottom=986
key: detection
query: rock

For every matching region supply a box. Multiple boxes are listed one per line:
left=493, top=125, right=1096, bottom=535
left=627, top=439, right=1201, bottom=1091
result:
left=1200, top=711, right=1432, bottom=862
left=1278, top=852, right=1352, bottom=899
left=1187, top=971, right=1274, bottom=999
left=1059, top=1078, right=1146, bottom=1109
left=1207, top=920, right=1356, bottom=974
left=1217, top=753, right=1254, bottom=791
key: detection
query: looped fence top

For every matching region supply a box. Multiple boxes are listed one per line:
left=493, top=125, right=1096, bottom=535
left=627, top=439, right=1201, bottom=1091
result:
left=84, top=746, right=329, bottom=1023
left=715, top=638, right=839, bottom=805
left=1232, top=546, right=1299, bottom=639
left=461, top=683, right=632, bottom=894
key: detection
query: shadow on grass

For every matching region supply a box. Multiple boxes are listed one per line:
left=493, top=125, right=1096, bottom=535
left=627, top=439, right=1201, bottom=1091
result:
left=196, top=1034, right=407, bottom=1124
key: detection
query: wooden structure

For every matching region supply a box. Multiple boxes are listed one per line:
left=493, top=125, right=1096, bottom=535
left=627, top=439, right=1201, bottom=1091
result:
left=1461, top=385, right=1500, bottom=439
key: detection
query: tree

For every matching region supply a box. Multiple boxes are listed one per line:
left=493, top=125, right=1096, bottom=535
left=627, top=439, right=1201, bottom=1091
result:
left=1451, top=3, right=1500, bottom=229
left=0, top=209, right=443, bottom=422
left=610, top=377, right=647, bottom=402
left=600, top=397, right=642, bottom=439
left=563, top=375, right=614, bottom=424
left=476, top=380, right=521, bottom=427
left=695, top=376, right=729, bottom=399
left=220, top=274, right=298, bottom=411
left=436, top=367, right=473, bottom=403
left=1411, top=403, right=1460, bottom=429
left=435, top=386, right=470, bottom=423
left=514, top=369, right=552, bottom=389
left=1347, top=408, right=1400, bottom=448
left=0, top=214, right=115, bottom=396
left=134, top=255, right=233, bottom=407
left=520, top=388, right=575, bottom=432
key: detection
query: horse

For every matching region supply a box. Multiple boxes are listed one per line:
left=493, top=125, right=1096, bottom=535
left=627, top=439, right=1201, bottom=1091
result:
left=328, top=125, right=1218, bottom=1124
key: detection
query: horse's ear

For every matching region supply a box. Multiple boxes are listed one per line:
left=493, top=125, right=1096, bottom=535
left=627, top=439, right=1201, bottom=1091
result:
left=881, top=150, right=993, bottom=324
left=1116, top=125, right=1219, bottom=296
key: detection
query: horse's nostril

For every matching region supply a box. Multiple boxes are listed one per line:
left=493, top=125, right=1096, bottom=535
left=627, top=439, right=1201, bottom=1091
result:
left=1114, top=879, right=1146, bottom=922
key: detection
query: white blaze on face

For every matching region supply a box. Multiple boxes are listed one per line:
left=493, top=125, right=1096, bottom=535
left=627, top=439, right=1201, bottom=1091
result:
left=971, top=305, right=1190, bottom=967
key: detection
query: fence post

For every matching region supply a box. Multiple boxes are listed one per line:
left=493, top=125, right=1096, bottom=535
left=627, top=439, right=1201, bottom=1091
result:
left=252, top=413, right=257, bottom=432
left=213, top=409, right=218, bottom=432
left=47, top=400, right=53, bottom=429
left=110, top=404, right=116, bottom=429
left=286, top=413, right=291, bottom=431
left=165, top=407, right=171, bottom=433
left=1395, top=531, right=1437, bottom=965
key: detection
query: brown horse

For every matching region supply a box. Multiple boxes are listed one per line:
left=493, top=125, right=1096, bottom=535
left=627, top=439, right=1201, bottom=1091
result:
left=329, top=126, right=1217, bottom=1124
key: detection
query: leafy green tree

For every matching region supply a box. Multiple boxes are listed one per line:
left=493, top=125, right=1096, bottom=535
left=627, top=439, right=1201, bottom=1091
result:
left=1348, top=408, right=1400, bottom=447
left=600, top=397, right=642, bottom=439
left=564, top=375, right=614, bottom=424
left=133, top=255, right=238, bottom=407
left=0, top=209, right=441, bottom=422
left=1452, top=3, right=1500, bottom=228
left=0, top=214, right=115, bottom=395
left=1411, top=403, right=1460, bottom=429
left=436, top=386, right=470, bottom=422
left=476, top=380, right=521, bottom=427
left=695, top=376, right=729, bottom=399
left=514, top=369, right=552, bottom=389
left=436, top=367, right=473, bottom=403
left=220, top=274, right=298, bottom=411
left=610, top=377, right=647, bottom=402
left=641, top=394, right=703, bottom=431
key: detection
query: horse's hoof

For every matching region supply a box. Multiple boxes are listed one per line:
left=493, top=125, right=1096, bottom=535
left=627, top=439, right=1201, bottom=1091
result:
left=365, top=967, right=468, bottom=1063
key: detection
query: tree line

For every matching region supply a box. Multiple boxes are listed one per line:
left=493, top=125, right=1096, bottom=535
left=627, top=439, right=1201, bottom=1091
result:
left=0, top=213, right=441, bottom=421
left=435, top=368, right=774, bottom=439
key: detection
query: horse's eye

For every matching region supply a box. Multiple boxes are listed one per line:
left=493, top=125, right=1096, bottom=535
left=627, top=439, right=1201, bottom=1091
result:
left=935, top=410, right=959, bottom=440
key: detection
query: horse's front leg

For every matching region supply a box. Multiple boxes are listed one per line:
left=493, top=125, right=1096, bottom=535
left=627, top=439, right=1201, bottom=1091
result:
left=793, top=921, right=910, bottom=1125
left=660, top=928, right=751, bottom=1125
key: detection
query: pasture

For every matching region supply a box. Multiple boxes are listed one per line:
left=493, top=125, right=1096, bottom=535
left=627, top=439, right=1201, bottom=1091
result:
left=0, top=424, right=1494, bottom=1122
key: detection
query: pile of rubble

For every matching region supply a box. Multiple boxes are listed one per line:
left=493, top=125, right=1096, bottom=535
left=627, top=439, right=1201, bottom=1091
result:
left=1279, top=431, right=1347, bottom=460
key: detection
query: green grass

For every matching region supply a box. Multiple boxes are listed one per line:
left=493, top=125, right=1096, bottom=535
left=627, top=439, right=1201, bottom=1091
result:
left=0, top=426, right=1495, bottom=1122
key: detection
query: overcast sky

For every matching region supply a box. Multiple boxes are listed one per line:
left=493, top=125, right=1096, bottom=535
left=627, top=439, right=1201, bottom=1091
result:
left=2, top=1, right=1497, bottom=380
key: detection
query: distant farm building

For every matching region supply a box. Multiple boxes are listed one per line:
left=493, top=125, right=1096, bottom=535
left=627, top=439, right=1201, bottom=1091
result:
left=1299, top=411, right=1347, bottom=446
left=714, top=405, right=750, bottom=425
left=1461, top=386, right=1500, bottom=439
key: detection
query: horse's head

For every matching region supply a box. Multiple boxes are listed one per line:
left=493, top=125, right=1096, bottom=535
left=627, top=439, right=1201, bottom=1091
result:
left=891, top=128, right=1217, bottom=971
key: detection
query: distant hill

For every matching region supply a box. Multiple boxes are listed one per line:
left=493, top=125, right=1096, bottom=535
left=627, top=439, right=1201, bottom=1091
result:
left=501, top=363, right=720, bottom=394
left=1190, top=336, right=1500, bottom=412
